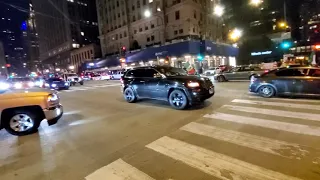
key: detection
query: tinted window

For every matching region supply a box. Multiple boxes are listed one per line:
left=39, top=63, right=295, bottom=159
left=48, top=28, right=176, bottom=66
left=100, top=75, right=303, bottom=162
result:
left=156, top=67, right=188, bottom=76
left=145, top=69, right=160, bottom=78
left=309, top=69, right=320, bottom=77
left=125, top=69, right=145, bottom=77
left=275, top=69, right=306, bottom=76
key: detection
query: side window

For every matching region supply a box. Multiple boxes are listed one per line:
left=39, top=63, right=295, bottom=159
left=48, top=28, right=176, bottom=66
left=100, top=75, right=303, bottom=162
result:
left=145, top=69, right=160, bottom=78
left=243, top=67, right=251, bottom=71
left=275, top=69, right=306, bottom=76
left=308, top=69, right=320, bottom=77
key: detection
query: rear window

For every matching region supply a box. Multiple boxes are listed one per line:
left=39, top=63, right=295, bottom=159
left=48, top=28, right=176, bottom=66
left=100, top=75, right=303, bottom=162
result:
left=125, top=69, right=145, bottom=77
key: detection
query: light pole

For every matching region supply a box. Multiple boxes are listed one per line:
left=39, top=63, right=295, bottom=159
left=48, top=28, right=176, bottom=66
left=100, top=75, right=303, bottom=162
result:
left=144, top=9, right=166, bottom=45
left=214, top=5, right=224, bottom=17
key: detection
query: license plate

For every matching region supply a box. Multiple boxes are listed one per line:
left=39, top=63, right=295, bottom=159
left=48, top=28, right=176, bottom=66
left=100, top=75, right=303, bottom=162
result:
left=209, top=88, right=214, bottom=94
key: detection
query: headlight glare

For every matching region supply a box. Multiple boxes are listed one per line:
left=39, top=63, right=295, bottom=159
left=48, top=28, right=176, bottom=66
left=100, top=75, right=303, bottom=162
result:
left=47, top=94, right=58, bottom=102
left=187, top=82, right=200, bottom=88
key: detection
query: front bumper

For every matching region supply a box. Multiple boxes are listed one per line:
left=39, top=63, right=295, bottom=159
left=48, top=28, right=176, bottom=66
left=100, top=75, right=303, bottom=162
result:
left=249, top=83, right=259, bottom=93
left=187, top=87, right=215, bottom=104
left=43, top=104, right=63, bottom=126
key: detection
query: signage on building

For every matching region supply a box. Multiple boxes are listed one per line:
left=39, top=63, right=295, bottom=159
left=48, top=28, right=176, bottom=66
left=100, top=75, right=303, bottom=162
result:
left=155, top=51, right=168, bottom=56
left=206, top=46, right=212, bottom=51
left=251, top=51, right=272, bottom=56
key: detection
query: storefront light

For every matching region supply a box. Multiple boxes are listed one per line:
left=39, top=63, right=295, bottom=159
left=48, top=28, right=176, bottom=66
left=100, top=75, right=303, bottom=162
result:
left=171, top=57, right=177, bottom=61
left=159, top=59, right=165, bottom=62
left=184, top=55, right=191, bottom=59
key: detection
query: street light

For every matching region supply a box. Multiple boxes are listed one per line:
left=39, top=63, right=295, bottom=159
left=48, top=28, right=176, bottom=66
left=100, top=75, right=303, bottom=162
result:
left=229, top=28, right=243, bottom=41
left=144, top=10, right=151, bottom=18
left=250, top=0, right=263, bottom=6
left=214, top=5, right=224, bottom=17
left=278, top=21, right=288, bottom=28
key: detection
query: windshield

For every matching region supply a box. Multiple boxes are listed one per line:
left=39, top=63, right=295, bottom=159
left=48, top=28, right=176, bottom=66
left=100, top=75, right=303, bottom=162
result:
left=156, top=67, right=188, bottom=77
left=9, top=77, right=31, bottom=82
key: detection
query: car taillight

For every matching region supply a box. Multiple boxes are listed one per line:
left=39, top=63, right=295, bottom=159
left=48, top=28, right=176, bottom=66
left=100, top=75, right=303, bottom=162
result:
left=264, top=70, right=269, bottom=73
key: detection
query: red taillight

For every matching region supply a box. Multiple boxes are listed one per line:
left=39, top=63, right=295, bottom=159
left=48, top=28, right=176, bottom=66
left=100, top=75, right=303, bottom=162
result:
left=264, top=70, right=269, bottom=73
left=120, top=78, right=124, bottom=84
left=89, top=75, right=91, bottom=78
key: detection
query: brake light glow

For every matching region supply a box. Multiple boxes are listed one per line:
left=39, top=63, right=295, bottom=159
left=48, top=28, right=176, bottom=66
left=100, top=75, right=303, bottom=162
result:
left=264, top=70, right=269, bottom=73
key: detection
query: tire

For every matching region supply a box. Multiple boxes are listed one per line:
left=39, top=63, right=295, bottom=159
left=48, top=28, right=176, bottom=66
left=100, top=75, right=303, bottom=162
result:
left=168, top=90, right=188, bottom=110
left=123, top=88, right=137, bottom=103
left=3, top=109, right=42, bottom=136
left=79, top=81, right=84, bottom=85
left=258, top=85, right=275, bottom=98
left=217, top=75, right=226, bottom=82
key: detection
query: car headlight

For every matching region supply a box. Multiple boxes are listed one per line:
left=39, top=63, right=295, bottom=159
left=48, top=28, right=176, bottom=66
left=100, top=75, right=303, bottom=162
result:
left=28, top=82, right=34, bottom=87
left=47, top=93, right=59, bottom=102
left=45, top=83, right=49, bottom=87
left=14, top=82, right=22, bottom=89
left=65, top=82, right=69, bottom=86
left=52, top=84, right=57, bottom=87
left=187, top=82, right=200, bottom=88
left=0, top=82, right=10, bottom=90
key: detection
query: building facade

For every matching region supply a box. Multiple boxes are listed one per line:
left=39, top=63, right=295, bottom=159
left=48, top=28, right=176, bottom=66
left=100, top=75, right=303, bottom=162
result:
left=31, top=0, right=99, bottom=70
left=0, top=41, right=8, bottom=77
left=70, top=43, right=101, bottom=72
left=97, top=0, right=225, bottom=56
left=0, top=2, right=28, bottom=75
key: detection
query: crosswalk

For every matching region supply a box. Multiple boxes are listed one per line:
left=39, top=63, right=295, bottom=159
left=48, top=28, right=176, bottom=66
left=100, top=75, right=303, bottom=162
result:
left=86, top=96, right=320, bottom=180
left=57, top=84, right=119, bottom=93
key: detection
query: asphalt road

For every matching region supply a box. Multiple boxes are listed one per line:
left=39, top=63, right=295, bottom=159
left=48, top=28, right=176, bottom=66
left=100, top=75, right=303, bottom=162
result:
left=1, top=80, right=320, bottom=180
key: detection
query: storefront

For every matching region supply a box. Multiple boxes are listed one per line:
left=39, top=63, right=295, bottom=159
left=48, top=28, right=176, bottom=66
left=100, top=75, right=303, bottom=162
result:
left=82, top=40, right=239, bottom=72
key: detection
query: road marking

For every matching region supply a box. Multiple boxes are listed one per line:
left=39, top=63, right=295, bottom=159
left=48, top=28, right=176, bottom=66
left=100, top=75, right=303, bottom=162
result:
left=248, top=96, right=320, bottom=103
left=204, top=113, right=320, bottom=136
left=181, top=122, right=309, bottom=159
left=223, top=105, right=320, bottom=122
left=85, top=159, right=155, bottom=180
left=147, top=136, right=302, bottom=180
left=232, top=99, right=320, bottom=111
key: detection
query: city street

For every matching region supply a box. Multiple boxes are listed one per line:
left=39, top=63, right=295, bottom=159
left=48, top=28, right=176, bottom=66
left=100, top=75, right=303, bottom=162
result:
left=1, top=80, right=320, bottom=180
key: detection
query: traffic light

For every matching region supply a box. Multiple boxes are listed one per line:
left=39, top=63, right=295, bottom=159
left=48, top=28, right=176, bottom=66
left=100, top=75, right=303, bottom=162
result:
left=120, top=46, right=126, bottom=57
left=197, top=54, right=204, bottom=61
left=281, top=41, right=291, bottom=49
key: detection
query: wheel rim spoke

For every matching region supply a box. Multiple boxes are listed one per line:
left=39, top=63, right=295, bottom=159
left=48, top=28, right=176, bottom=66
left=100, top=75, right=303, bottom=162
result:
left=9, top=114, right=34, bottom=132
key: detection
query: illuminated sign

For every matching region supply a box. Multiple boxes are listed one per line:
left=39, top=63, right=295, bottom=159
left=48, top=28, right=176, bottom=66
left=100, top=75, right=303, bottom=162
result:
left=251, top=51, right=272, bottom=56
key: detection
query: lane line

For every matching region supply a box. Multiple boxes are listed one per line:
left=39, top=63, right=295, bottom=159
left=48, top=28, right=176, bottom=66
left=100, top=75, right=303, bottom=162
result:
left=204, top=112, right=320, bottom=136
left=248, top=96, right=320, bottom=103
left=147, top=136, right=302, bottom=180
left=223, top=105, right=320, bottom=122
left=181, top=122, right=309, bottom=159
left=232, top=99, right=320, bottom=111
left=85, top=159, right=155, bottom=180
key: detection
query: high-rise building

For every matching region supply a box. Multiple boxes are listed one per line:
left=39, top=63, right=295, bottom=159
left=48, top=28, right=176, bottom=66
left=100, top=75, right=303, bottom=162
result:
left=97, top=0, right=225, bottom=56
left=0, top=2, right=28, bottom=75
left=0, top=41, right=7, bottom=77
left=22, top=3, right=40, bottom=72
left=31, top=0, right=99, bottom=70
left=299, top=0, right=320, bottom=42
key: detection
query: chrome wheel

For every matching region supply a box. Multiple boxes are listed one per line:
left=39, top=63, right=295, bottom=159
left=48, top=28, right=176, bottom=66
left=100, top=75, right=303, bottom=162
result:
left=124, top=88, right=136, bottom=103
left=259, top=85, right=275, bottom=98
left=9, top=114, right=34, bottom=132
left=169, top=90, right=188, bottom=110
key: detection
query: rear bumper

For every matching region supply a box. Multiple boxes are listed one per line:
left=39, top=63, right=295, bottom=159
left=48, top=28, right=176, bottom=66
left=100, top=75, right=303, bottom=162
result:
left=43, top=104, right=63, bottom=126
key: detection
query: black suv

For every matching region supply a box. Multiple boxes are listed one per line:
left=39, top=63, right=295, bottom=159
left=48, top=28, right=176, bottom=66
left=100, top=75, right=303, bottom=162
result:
left=121, top=66, right=214, bottom=109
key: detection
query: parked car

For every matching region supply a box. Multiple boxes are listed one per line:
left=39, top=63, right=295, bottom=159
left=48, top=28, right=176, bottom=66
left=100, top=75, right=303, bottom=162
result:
left=0, top=89, right=63, bottom=136
left=45, top=78, right=70, bottom=90
left=62, top=73, right=84, bottom=86
left=111, top=71, right=124, bottom=80
left=81, top=72, right=94, bottom=80
left=214, top=66, right=266, bottom=82
left=121, top=66, right=214, bottom=110
left=7, top=77, right=35, bottom=89
left=250, top=66, right=320, bottom=98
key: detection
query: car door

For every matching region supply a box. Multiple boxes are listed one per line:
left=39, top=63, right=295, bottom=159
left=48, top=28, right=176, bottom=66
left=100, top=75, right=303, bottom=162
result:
left=273, top=68, right=301, bottom=95
left=224, top=67, right=241, bottom=80
left=302, top=68, right=320, bottom=95
left=125, top=69, right=148, bottom=97
left=144, top=68, right=167, bottom=99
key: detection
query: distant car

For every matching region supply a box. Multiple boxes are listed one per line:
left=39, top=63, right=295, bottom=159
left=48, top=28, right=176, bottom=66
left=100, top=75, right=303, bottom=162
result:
left=7, top=77, right=35, bottom=89
left=250, top=66, right=320, bottom=98
left=81, top=72, right=94, bottom=80
left=121, top=66, right=214, bottom=110
left=214, top=66, right=266, bottom=82
left=101, top=74, right=111, bottom=80
left=45, top=78, right=70, bottom=90
left=62, top=73, right=84, bottom=86
left=111, top=71, right=124, bottom=80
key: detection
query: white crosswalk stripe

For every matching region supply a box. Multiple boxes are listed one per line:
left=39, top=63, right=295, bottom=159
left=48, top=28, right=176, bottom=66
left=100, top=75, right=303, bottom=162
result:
left=86, top=97, right=320, bottom=179
left=59, top=84, right=119, bottom=93
left=85, top=159, right=155, bottom=180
